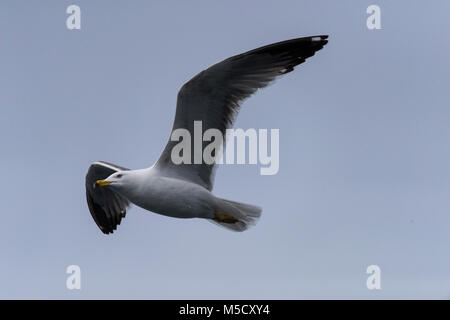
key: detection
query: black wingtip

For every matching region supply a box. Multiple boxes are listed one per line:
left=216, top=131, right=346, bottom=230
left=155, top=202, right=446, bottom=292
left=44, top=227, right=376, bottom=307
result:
left=85, top=162, right=131, bottom=235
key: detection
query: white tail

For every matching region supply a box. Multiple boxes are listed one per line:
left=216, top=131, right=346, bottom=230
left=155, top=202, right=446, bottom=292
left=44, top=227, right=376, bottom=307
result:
left=210, top=197, right=262, bottom=232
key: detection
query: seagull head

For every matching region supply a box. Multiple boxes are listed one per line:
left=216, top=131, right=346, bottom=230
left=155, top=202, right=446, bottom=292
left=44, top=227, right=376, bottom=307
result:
left=95, top=171, right=128, bottom=189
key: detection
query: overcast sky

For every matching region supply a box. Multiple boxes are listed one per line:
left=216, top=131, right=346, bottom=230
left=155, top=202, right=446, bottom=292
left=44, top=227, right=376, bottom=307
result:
left=0, top=0, right=449, bottom=299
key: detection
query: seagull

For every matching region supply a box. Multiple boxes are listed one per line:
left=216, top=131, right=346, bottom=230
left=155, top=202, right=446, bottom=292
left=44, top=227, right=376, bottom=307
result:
left=85, top=35, right=329, bottom=234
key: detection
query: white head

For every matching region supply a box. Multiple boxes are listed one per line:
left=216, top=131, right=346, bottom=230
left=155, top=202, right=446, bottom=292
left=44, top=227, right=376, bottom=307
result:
left=95, top=171, right=133, bottom=191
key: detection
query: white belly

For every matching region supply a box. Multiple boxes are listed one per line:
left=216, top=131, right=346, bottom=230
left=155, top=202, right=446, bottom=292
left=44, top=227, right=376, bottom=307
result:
left=124, top=175, right=216, bottom=219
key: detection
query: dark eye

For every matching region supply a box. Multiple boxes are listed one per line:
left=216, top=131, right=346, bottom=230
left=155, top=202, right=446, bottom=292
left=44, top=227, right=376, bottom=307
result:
left=116, top=174, right=123, bottom=178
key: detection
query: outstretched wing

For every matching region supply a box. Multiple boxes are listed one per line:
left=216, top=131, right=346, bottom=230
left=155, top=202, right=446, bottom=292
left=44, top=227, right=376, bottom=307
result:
left=85, top=161, right=130, bottom=234
left=155, top=35, right=328, bottom=190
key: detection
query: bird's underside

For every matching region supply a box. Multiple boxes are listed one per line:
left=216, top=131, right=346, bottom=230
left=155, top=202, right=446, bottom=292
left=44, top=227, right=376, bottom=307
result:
left=85, top=35, right=329, bottom=234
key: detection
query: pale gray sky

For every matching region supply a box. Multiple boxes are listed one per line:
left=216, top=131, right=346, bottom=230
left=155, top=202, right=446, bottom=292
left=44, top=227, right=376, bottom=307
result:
left=0, top=0, right=449, bottom=299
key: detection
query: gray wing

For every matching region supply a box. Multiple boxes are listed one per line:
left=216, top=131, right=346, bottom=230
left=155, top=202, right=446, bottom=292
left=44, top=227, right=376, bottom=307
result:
left=155, top=35, right=328, bottom=190
left=85, top=161, right=130, bottom=234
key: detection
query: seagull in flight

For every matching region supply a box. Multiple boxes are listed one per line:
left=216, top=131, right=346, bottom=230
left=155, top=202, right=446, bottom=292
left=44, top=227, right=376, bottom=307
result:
left=85, top=35, right=329, bottom=234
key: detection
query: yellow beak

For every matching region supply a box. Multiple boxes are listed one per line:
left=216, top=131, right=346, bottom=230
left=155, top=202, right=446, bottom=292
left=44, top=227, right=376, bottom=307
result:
left=96, top=180, right=112, bottom=188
